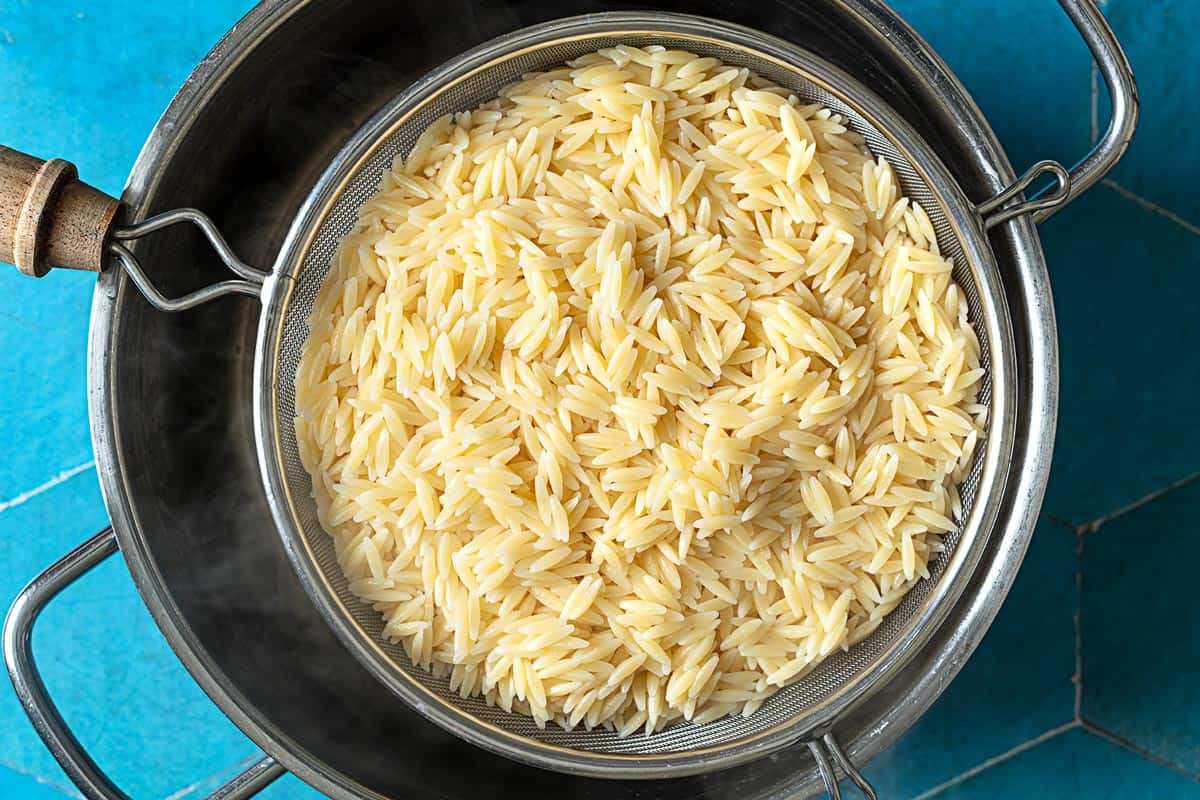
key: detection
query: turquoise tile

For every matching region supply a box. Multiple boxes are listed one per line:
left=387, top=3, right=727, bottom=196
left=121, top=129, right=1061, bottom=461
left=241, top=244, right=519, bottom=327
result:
left=1105, top=0, right=1200, bottom=229
left=934, top=727, right=1200, bottom=799
left=1081, top=478, right=1200, bottom=777
left=1040, top=184, right=1200, bottom=523
left=0, top=0, right=257, bottom=193
left=0, top=3, right=332, bottom=797
left=0, top=0, right=256, bottom=500
left=0, top=470, right=258, bottom=798
left=0, top=269, right=93, bottom=503
left=865, top=519, right=1075, bottom=796
left=0, top=763, right=76, bottom=800
left=889, top=0, right=1092, bottom=181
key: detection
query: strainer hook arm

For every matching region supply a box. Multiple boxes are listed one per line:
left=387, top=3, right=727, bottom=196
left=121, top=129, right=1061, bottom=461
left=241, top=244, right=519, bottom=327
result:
left=980, top=0, right=1138, bottom=228
left=3, top=527, right=287, bottom=800
left=808, top=731, right=878, bottom=800
left=109, top=208, right=268, bottom=312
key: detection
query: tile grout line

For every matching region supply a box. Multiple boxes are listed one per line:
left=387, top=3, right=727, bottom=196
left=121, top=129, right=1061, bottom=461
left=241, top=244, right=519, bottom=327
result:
left=1102, top=179, right=1200, bottom=239
left=911, top=721, right=1079, bottom=800
left=1079, top=470, right=1200, bottom=535
left=1059, top=457, right=1087, bottom=725
left=1073, top=526, right=1084, bottom=720
left=1080, top=721, right=1200, bottom=786
left=160, top=753, right=268, bottom=800
left=0, top=460, right=95, bottom=515
left=1046, top=513, right=1076, bottom=532
left=0, top=757, right=83, bottom=800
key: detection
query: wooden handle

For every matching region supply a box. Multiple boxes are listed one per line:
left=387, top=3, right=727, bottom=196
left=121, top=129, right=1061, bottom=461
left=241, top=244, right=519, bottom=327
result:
left=0, top=147, right=120, bottom=277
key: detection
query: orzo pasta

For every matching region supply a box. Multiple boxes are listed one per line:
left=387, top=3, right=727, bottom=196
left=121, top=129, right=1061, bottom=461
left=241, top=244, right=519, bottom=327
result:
left=295, top=44, right=985, bottom=735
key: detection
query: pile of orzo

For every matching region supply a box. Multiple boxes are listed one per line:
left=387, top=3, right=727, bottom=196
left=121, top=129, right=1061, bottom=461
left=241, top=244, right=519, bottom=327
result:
left=295, top=44, right=985, bottom=736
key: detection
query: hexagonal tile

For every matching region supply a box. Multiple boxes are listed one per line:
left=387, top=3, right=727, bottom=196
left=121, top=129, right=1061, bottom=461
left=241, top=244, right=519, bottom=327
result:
left=1040, top=184, right=1200, bottom=523
left=1081, top=477, right=1200, bottom=778
left=932, top=727, right=1200, bottom=799
left=1104, top=0, right=1200, bottom=230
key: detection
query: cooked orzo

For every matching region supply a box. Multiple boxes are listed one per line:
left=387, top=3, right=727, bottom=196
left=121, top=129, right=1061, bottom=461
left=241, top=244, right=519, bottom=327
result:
left=294, top=44, right=985, bottom=736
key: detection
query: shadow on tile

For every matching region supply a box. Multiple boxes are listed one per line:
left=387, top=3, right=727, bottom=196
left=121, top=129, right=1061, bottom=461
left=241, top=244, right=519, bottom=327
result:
left=0, top=268, right=93, bottom=504
left=865, top=519, right=1075, bottom=796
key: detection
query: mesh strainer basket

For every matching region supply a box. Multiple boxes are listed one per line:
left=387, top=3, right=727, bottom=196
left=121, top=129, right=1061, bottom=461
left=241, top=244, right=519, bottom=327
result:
left=0, top=3, right=1137, bottom=797
left=259, top=12, right=1019, bottom=780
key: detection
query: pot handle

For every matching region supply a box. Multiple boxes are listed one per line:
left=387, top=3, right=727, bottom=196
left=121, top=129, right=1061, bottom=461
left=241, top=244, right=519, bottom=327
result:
left=3, top=528, right=287, bottom=800
left=0, top=147, right=119, bottom=277
left=0, top=147, right=266, bottom=309
left=978, top=0, right=1138, bottom=228
left=808, top=731, right=878, bottom=800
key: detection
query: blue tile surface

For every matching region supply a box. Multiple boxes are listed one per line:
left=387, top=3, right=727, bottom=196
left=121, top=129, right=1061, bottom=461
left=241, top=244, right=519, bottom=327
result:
left=1040, top=185, right=1200, bottom=523
left=1081, top=477, right=1200, bottom=778
left=889, top=0, right=1092, bottom=180
left=866, top=520, right=1076, bottom=796
left=0, top=0, right=256, bottom=502
left=937, top=727, right=1200, bottom=799
left=1105, top=0, right=1200, bottom=229
left=1, top=5, right=265, bottom=797
left=0, top=267, right=92, bottom=504
left=3, top=0, right=1200, bottom=799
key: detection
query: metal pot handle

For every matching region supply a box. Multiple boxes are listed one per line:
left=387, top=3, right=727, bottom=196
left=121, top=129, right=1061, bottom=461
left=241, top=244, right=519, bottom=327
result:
left=2, top=528, right=287, bottom=800
left=979, top=0, right=1138, bottom=228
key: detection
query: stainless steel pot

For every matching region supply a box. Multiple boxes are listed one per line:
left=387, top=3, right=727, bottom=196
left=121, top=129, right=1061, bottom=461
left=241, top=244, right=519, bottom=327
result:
left=2, top=0, right=1134, bottom=798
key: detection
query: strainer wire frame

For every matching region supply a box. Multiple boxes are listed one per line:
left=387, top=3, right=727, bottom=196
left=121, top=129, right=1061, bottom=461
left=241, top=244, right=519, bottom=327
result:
left=252, top=12, right=1016, bottom=780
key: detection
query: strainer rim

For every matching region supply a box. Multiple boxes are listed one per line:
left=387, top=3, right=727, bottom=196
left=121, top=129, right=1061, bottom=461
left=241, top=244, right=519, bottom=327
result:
left=253, top=10, right=1017, bottom=779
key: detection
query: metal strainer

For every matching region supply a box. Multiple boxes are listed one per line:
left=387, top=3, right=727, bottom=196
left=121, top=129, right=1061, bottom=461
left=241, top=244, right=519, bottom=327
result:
left=259, top=12, right=1018, bottom=781
left=0, top=3, right=1136, bottom=797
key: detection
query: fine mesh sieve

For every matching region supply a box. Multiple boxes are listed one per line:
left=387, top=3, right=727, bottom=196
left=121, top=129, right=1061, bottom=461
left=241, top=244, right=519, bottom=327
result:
left=253, top=12, right=1017, bottom=780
